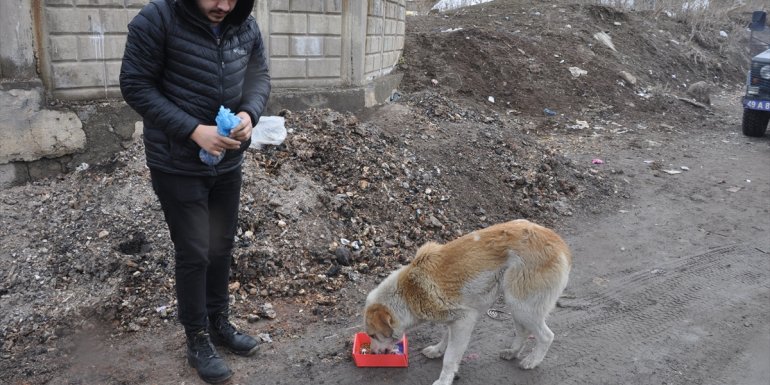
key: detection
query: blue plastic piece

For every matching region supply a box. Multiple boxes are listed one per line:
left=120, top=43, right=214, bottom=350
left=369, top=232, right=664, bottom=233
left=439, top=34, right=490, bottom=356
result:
left=200, top=106, right=241, bottom=166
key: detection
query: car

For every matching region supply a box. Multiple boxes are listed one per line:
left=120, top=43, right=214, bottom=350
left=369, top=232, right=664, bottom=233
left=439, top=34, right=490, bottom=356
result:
left=742, top=11, right=770, bottom=137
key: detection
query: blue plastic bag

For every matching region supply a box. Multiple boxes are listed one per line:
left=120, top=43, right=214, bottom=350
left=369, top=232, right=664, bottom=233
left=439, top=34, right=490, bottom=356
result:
left=200, top=106, right=241, bottom=165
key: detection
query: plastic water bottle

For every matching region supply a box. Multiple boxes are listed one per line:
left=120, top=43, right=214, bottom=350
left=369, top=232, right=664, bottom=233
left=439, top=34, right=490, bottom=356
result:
left=200, top=106, right=241, bottom=166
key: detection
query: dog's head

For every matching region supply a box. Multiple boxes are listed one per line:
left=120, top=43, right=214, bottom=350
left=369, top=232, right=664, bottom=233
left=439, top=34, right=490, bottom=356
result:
left=363, top=303, right=401, bottom=353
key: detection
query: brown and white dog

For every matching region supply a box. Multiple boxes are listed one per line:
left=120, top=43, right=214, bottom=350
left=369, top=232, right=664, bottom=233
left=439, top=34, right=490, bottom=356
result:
left=364, top=219, right=572, bottom=385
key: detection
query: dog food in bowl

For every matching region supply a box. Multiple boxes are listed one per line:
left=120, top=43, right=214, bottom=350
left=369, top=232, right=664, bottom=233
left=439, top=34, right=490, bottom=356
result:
left=352, top=332, right=408, bottom=367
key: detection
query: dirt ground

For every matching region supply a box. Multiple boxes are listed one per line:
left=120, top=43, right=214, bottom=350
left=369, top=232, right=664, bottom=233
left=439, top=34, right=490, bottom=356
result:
left=1, top=1, right=769, bottom=384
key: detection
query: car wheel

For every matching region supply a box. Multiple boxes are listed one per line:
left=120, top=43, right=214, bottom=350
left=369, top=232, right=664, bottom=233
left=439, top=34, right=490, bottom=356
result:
left=742, top=109, right=769, bottom=137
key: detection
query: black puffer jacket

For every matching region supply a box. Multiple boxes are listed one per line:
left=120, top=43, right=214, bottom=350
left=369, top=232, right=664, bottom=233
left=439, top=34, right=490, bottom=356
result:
left=120, top=0, right=270, bottom=175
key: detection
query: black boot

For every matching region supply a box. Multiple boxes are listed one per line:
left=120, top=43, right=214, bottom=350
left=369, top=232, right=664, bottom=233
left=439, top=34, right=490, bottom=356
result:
left=186, top=330, right=233, bottom=384
left=209, top=313, right=260, bottom=356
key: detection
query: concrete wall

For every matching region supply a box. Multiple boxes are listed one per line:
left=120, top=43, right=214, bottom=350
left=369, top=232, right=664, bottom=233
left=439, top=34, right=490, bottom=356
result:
left=0, top=0, right=38, bottom=79
left=365, top=0, right=406, bottom=81
left=32, top=0, right=405, bottom=99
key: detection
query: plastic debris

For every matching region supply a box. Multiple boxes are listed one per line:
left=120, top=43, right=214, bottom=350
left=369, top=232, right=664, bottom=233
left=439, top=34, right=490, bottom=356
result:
left=543, top=108, right=557, bottom=116
left=592, top=158, right=604, bottom=164
left=487, top=308, right=512, bottom=320
left=574, top=120, right=590, bottom=130
left=593, top=31, right=617, bottom=51
left=250, top=116, right=287, bottom=150
left=200, top=106, right=240, bottom=166
left=569, top=67, right=588, bottom=77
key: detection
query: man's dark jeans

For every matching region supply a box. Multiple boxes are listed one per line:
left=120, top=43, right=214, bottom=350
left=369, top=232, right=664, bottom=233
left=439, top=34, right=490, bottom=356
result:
left=150, top=167, right=242, bottom=333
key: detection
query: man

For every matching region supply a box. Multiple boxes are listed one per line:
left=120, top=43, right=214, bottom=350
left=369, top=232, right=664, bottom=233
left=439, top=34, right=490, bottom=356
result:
left=120, top=0, right=270, bottom=383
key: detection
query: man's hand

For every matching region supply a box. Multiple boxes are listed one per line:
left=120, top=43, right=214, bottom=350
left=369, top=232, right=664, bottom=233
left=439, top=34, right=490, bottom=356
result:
left=190, top=124, right=242, bottom=157
left=230, top=112, right=254, bottom=142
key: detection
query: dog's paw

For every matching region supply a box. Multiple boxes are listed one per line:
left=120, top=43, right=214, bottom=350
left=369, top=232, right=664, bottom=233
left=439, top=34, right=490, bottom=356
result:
left=431, top=376, right=456, bottom=385
left=499, top=349, right=518, bottom=361
left=518, top=354, right=542, bottom=370
left=421, top=345, right=445, bottom=359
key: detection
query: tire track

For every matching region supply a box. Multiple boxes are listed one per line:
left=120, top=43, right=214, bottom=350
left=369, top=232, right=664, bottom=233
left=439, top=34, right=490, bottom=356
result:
left=539, top=244, right=770, bottom=385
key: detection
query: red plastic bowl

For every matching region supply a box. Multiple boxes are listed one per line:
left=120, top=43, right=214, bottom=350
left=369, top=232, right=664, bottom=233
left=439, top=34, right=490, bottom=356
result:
left=352, top=332, right=409, bottom=367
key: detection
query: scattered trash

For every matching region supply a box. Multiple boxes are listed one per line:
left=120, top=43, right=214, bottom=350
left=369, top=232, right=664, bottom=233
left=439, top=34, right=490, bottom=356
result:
left=592, top=158, right=604, bottom=165
left=76, top=163, right=90, bottom=172
left=593, top=31, right=617, bottom=51
left=487, top=308, right=512, bottom=320
left=719, top=30, right=728, bottom=38
left=680, top=166, right=690, bottom=171
left=574, top=120, right=590, bottom=130
left=487, top=96, right=495, bottom=104
left=250, top=116, right=287, bottom=150
left=155, top=305, right=170, bottom=318
left=543, top=108, right=557, bottom=116
left=441, top=27, right=464, bottom=33
left=727, top=186, right=742, bottom=193
left=662, top=169, right=682, bottom=175
left=569, top=67, right=588, bottom=78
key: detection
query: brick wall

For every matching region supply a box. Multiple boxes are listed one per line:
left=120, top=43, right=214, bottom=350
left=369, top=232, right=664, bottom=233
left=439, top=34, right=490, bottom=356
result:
left=35, top=0, right=406, bottom=100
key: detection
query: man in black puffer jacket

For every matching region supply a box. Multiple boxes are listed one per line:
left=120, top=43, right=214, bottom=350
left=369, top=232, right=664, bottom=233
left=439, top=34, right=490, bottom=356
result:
left=120, top=0, right=270, bottom=383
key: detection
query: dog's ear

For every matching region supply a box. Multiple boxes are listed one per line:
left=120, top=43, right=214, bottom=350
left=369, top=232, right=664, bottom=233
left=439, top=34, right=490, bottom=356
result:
left=365, top=304, right=396, bottom=338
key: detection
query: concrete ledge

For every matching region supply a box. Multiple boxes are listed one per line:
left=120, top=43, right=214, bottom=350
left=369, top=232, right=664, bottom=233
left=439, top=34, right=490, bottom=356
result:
left=266, top=72, right=404, bottom=114
left=0, top=82, right=86, bottom=164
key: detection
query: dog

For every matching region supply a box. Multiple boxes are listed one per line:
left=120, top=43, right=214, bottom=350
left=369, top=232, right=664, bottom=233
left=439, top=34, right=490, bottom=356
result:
left=364, top=219, right=571, bottom=385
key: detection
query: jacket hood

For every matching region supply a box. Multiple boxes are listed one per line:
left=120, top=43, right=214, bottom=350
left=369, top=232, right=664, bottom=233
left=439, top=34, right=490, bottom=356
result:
left=179, top=0, right=255, bottom=27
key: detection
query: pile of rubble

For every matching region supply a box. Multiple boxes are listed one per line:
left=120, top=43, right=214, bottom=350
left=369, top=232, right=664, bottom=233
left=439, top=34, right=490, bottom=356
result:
left=0, top=103, right=616, bottom=367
